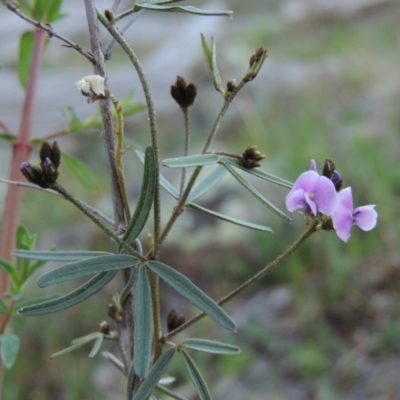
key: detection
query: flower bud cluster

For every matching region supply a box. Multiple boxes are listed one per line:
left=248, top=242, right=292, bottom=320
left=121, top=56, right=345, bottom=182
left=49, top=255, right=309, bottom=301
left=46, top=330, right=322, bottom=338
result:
left=20, top=142, right=60, bottom=188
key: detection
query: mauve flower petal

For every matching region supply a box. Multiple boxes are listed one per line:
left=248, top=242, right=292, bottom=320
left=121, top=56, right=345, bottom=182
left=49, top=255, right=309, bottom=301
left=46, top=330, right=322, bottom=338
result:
left=309, top=159, right=317, bottom=172
left=332, top=205, right=353, bottom=242
left=337, top=187, right=353, bottom=210
left=313, top=176, right=338, bottom=215
left=304, top=193, right=317, bottom=215
left=353, top=205, right=378, bottom=231
left=292, top=170, right=320, bottom=192
left=285, top=189, right=306, bottom=212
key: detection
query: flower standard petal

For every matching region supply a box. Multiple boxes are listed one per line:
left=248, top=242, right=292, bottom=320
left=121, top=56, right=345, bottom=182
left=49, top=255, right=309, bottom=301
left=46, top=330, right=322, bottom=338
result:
left=353, top=205, right=377, bottom=231
left=313, top=176, right=338, bottom=216
left=285, top=189, right=307, bottom=213
left=292, top=170, right=320, bottom=192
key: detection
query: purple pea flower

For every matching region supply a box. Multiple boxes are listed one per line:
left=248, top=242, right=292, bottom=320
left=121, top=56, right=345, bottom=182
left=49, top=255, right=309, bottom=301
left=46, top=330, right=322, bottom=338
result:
left=286, top=169, right=338, bottom=216
left=331, top=187, right=377, bottom=242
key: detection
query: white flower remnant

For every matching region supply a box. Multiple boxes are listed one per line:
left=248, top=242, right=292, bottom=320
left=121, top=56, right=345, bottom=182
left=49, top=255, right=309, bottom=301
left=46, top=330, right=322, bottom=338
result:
left=75, top=75, right=106, bottom=98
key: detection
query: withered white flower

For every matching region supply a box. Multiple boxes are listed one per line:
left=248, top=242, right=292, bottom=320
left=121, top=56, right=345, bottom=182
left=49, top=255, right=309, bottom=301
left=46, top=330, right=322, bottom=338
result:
left=75, top=75, right=105, bottom=96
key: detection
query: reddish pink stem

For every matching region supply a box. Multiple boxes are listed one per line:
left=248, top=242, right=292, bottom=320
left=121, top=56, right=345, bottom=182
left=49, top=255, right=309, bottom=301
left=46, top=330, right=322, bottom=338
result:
left=0, top=27, right=46, bottom=324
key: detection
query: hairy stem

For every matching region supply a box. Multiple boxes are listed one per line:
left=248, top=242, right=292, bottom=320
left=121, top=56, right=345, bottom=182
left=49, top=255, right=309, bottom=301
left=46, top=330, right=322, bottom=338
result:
left=179, top=107, right=190, bottom=198
left=84, top=0, right=126, bottom=234
left=96, top=9, right=161, bottom=258
left=164, top=220, right=318, bottom=339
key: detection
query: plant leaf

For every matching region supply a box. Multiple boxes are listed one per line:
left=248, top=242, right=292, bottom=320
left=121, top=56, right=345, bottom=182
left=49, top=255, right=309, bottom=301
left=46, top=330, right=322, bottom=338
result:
left=0, top=132, right=17, bottom=143
left=146, top=261, right=235, bottom=331
left=201, top=34, right=224, bottom=95
left=134, top=266, right=152, bottom=377
left=222, top=157, right=293, bottom=189
left=186, top=203, right=274, bottom=233
left=18, top=31, right=34, bottom=89
left=181, top=338, right=240, bottom=355
left=180, top=350, right=212, bottom=400
left=88, top=336, right=104, bottom=358
left=0, top=333, right=20, bottom=368
left=0, top=258, right=18, bottom=282
left=0, top=298, right=8, bottom=315
left=163, top=154, right=219, bottom=168
left=132, top=347, right=176, bottom=400
left=136, top=149, right=179, bottom=199
left=37, top=254, right=138, bottom=287
left=187, top=165, right=226, bottom=203
left=15, top=294, right=59, bottom=312
left=122, top=146, right=156, bottom=246
left=50, top=332, right=103, bottom=358
left=64, top=105, right=84, bottom=133
left=102, top=351, right=126, bottom=374
left=134, top=4, right=232, bottom=17
left=61, top=152, right=99, bottom=192
left=19, top=271, right=117, bottom=316
left=155, top=385, right=189, bottom=400
left=220, top=159, right=291, bottom=222
left=13, top=249, right=113, bottom=262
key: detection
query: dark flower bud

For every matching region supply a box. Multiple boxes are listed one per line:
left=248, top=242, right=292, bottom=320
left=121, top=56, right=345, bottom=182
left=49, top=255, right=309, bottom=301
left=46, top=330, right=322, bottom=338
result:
left=240, top=146, right=266, bottom=169
left=170, top=76, right=197, bottom=108
left=50, top=142, right=61, bottom=169
left=20, top=162, right=45, bottom=187
left=107, top=304, right=122, bottom=322
left=100, top=320, right=111, bottom=335
left=244, top=47, right=268, bottom=82
left=322, top=159, right=342, bottom=191
left=166, top=309, right=186, bottom=332
left=39, top=142, right=52, bottom=163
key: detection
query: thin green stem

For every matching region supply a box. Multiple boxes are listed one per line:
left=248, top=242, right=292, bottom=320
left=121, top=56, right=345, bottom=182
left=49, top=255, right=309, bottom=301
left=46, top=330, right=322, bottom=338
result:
left=50, top=183, right=145, bottom=262
left=179, top=107, right=190, bottom=198
left=164, top=220, right=318, bottom=339
left=110, top=95, right=131, bottom=222
left=96, top=9, right=161, bottom=260
left=202, top=80, right=246, bottom=154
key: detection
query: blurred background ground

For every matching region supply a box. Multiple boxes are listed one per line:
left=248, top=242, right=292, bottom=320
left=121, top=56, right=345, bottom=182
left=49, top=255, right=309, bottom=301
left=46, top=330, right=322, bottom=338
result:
left=1, top=0, right=400, bottom=399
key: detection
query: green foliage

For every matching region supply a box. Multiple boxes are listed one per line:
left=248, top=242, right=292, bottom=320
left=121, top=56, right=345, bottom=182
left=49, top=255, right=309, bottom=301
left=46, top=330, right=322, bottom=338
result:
left=133, top=266, right=152, bottom=377
left=134, top=3, right=233, bottom=17
left=36, top=254, right=138, bottom=287
left=0, top=333, right=20, bottom=368
left=18, top=31, right=34, bottom=90
left=146, top=261, right=236, bottom=331
left=132, top=348, right=177, bottom=400
left=180, top=350, right=212, bottom=400
left=122, top=146, right=156, bottom=246
left=180, top=338, right=240, bottom=355
left=163, top=154, right=220, bottom=168
left=61, top=152, right=99, bottom=192
left=18, top=271, right=117, bottom=316
left=201, top=34, right=224, bottom=95
left=50, top=332, right=104, bottom=359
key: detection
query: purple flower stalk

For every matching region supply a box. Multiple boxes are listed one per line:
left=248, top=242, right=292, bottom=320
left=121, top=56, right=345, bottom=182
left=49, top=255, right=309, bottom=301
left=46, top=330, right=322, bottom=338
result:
left=332, top=187, right=377, bottom=242
left=286, top=170, right=338, bottom=216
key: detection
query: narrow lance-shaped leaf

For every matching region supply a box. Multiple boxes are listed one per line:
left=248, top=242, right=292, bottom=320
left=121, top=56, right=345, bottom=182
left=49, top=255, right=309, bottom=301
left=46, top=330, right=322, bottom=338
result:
left=163, top=154, right=219, bottom=168
left=180, top=350, right=212, bottom=400
left=181, top=338, right=240, bottom=355
left=222, top=157, right=293, bottom=189
left=134, top=4, right=232, bottom=18
left=201, top=34, right=224, bottom=95
left=132, top=347, right=176, bottom=400
left=187, top=165, right=226, bottom=203
left=155, top=385, right=189, bottom=400
left=135, top=149, right=179, bottom=199
left=133, top=266, right=152, bottom=377
left=186, top=203, right=274, bottom=233
left=0, top=333, right=20, bottom=368
left=123, top=146, right=156, bottom=246
left=19, top=271, right=117, bottom=316
left=18, top=31, right=34, bottom=89
left=37, top=254, right=138, bottom=287
left=220, top=159, right=291, bottom=222
left=50, top=332, right=103, bottom=359
left=13, top=249, right=113, bottom=262
left=146, top=261, right=235, bottom=331
left=102, top=351, right=126, bottom=374
left=61, top=152, right=99, bottom=192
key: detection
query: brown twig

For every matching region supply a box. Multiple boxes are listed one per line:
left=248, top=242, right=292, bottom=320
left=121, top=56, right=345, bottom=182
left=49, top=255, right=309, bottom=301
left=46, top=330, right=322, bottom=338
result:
left=2, top=0, right=97, bottom=66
